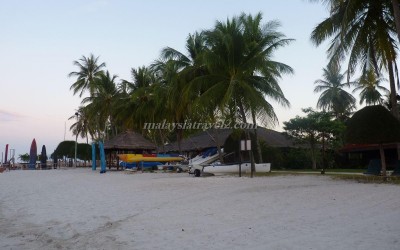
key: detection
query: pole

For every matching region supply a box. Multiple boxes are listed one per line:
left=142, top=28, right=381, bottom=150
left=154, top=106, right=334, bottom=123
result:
left=74, top=137, right=77, bottom=168
left=74, top=112, right=78, bottom=168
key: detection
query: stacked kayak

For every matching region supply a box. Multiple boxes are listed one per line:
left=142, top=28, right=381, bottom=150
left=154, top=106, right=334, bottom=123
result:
left=118, top=154, right=183, bottom=163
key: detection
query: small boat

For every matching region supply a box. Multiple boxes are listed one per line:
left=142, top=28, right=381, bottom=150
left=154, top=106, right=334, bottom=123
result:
left=202, top=163, right=271, bottom=174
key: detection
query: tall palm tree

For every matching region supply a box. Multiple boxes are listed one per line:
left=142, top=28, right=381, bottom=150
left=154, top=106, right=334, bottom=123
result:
left=120, top=66, right=156, bottom=91
left=314, top=64, right=356, bottom=121
left=68, top=54, right=106, bottom=97
left=191, top=13, right=293, bottom=167
left=353, top=69, right=389, bottom=105
left=150, top=32, right=207, bottom=152
left=197, top=13, right=292, bottom=125
left=310, top=0, right=400, bottom=119
left=69, top=106, right=94, bottom=144
left=81, top=71, right=119, bottom=141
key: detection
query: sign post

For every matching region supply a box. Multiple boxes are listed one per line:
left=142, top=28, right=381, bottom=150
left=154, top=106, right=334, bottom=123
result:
left=240, top=140, right=251, bottom=177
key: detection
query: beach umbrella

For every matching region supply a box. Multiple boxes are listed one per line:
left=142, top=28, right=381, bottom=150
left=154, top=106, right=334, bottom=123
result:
left=29, top=139, right=37, bottom=169
left=41, top=145, right=47, bottom=169
left=4, top=144, right=8, bottom=164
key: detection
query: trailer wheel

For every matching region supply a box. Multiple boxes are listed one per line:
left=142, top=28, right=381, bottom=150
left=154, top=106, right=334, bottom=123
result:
left=177, top=167, right=183, bottom=173
left=194, top=169, right=201, bottom=177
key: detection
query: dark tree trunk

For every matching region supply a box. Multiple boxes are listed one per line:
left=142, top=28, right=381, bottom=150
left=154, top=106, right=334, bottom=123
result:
left=213, top=128, right=224, bottom=163
left=379, top=144, right=387, bottom=178
left=177, top=128, right=183, bottom=154
left=159, top=129, right=166, bottom=153
left=252, top=111, right=263, bottom=163
left=392, top=0, right=400, bottom=44
left=238, top=100, right=247, bottom=124
left=387, top=61, right=400, bottom=120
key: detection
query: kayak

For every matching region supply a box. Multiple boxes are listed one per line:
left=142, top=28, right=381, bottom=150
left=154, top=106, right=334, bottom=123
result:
left=118, top=154, right=183, bottom=163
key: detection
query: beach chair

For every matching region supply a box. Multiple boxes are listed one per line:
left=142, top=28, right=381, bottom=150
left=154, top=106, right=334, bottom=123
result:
left=391, top=160, right=400, bottom=176
left=364, top=159, right=381, bottom=176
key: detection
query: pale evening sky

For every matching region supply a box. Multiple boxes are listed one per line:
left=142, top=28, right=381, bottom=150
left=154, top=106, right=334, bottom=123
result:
left=0, top=0, right=361, bottom=158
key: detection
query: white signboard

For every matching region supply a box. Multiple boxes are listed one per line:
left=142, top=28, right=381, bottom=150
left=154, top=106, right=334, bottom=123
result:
left=240, top=140, right=251, bottom=151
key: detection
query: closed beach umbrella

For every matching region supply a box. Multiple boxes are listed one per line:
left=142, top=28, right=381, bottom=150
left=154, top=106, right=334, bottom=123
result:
left=29, top=139, right=37, bottom=169
left=41, top=145, right=47, bottom=169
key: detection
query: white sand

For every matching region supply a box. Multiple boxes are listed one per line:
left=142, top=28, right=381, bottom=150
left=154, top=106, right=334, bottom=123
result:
left=0, top=169, right=399, bottom=250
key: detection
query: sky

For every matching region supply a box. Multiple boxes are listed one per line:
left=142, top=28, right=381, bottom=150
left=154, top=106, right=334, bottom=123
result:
left=0, top=0, right=349, bottom=159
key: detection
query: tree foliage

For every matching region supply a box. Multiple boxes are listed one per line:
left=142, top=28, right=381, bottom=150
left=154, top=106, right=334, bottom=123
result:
left=310, top=0, right=400, bottom=119
left=283, top=108, right=345, bottom=169
left=67, top=13, right=293, bottom=151
left=53, top=141, right=92, bottom=160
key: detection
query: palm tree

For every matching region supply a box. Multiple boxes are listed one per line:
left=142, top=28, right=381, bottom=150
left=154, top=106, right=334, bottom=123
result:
left=391, top=0, right=400, bottom=43
left=314, top=64, right=356, bottom=121
left=191, top=13, right=293, bottom=168
left=120, top=66, right=156, bottom=91
left=150, top=32, right=207, bottom=152
left=198, top=13, right=292, bottom=125
left=310, top=0, right=400, bottom=119
left=68, top=54, right=106, bottom=97
left=352, top=69, right=389, bottom=105
left=69, top=106, right=94, bottom=145
left=81, top=71, right=119, bottom=141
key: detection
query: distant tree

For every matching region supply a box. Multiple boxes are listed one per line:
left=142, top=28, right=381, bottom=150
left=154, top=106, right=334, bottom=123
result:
left=283, top=108, right=345, bottom=170
left=53, top=141, right=75, bottom=159
left=310, top=0, right=400, bottom=119
left=53, top=141, right=92, bottom=165
left=314, top=64, right=356, bottom=121
left=352, top=69, right=389, bottom=106
left=68, top=54, right=106, bottom=97
left=18, top=153, right=30, bottom=163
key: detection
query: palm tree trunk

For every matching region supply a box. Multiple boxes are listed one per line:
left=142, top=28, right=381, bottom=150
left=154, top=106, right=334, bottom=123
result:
left=158, top=129, right=166, bottom=153
left=251, top=110, right=262, bottom=163
left=213, top=128, right=224, bottom=163
left=310, top=139, right=317, bottom=170
left=238, top=100, right=254, bottom=177
left=238, top=100, right=247, bottom=124
left=379, top=144, right=387, bottom=178
left=177, top=128, right=183, bottom=154
left=388, top=60, right=400, bottom=120
left=392, top=0, right=400, bottom=44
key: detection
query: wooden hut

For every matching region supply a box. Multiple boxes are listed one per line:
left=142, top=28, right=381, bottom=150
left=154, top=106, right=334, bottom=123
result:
left=103, top=131, right=156, bottom=169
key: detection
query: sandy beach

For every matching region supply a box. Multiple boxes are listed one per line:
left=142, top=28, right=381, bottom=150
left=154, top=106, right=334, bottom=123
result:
left=0, top=169, right=399, bottom=250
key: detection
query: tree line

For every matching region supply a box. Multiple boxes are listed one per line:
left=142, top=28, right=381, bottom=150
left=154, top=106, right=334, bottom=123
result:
left=68, top=12, right=293, bottom=153
left=68, top=2, right=400, bottom=165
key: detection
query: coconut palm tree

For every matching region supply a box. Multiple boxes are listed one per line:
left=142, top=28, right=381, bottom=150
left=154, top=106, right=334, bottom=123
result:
left=68, top=54, right=106, bottom=97
left=120, top=66, right=156, bottom=92
left=314, top=64, right=356, bottom=121
left=198, top=13, right=292, bottom=125
left=392, top=0, right=400, bottom=43
left=310, top=0, right=400, bottom=119
left=69, top=106, right=94, bottom=144
left=150, top=32, right=208, bottom=152
left=190, top=13, right=293, bottom=168
left=81, top=71, right=119, bottom=141
left=352, top=69, right=389, bottom=105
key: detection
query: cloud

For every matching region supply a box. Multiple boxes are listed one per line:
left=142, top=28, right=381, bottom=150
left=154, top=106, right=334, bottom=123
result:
left=0, top=110, right=25, bottom=122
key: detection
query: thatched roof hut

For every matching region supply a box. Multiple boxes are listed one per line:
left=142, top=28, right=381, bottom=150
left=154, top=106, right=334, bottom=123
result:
left=345, top=105, right=400, bottom=177
left=162, top=127, right=294, bottom=152
left=104, top=131, right=156, bottom=151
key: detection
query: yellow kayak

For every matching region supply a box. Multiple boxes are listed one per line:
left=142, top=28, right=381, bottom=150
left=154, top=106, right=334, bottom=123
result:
left=118, top=154, right=183, bottom=163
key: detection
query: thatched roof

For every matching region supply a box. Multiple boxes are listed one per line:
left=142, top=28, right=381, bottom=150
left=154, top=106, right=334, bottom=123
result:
left=162, top=127, right=294, bottom=152
left=104, top=131, right=156, bottom=150
left=345, top=105, right=400, bottom=144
